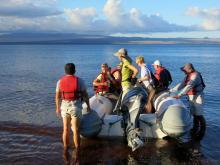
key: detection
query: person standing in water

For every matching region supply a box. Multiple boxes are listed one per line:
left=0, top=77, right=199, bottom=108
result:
left=170, top=63, right=206, bottom=140
left=55, top=63, right=90, bottom=151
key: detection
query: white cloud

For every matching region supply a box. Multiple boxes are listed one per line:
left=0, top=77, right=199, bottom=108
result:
left=102, top=0, right=189, bottom=33
left=0, top=15, right=70, bottom=32
left=129, top=8, right=144, bottom=28
left=186, top=7, right=220, bottom=30
left=0, top=0, right=194, bottom=34
left=103, top=0, right=124, bottom=26
left=0, top=0, right=62, bottom=18
left=0, top=0, right=66, bottom=32
left=64, top=7, right=97, bottom=29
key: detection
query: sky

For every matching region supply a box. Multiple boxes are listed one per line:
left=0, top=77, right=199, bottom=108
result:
left=0, top=0, right=220, bottom=38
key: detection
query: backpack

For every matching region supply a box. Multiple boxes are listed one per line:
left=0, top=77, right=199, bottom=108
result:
left=156, top=68, right=172, bottom=89
left=164, top=69, right=172, bottom=86
left=149, top=71, right=159, bottom=88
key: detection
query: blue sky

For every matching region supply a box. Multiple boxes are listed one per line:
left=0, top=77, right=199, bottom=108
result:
left=0, top=0, right=220, bottom=38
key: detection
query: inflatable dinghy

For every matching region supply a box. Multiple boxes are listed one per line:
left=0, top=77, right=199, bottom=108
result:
left=81, top=87, right=192, bottom=151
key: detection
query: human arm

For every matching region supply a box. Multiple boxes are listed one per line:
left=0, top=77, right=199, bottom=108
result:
left=170, top=82, right=185, bottom=93
left=173, top=73, right=198, bottom=98
left=55, top=82, right=61, bottom=117
left=82, top=90, right=91, bottom=112
left=171, top=81, right=187, bottom=99
left=126, top=64, right=139, bottom=79
left=79, top=78, right=91, bottom=112
left=138, top=76, right=150, bottom=82
left=93, top=74, right=109, bottom=87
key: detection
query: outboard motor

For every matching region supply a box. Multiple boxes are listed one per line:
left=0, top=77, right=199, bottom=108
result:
left=154, top=92, right=192, bottom=138
left=121, top=87, right=147, bottom=151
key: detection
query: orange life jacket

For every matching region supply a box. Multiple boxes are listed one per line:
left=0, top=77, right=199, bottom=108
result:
left=59, top=75, right=80, bottom=101
left=95, top=73, right=109, bottom=94
left=184, top=72, right=205, bottom=95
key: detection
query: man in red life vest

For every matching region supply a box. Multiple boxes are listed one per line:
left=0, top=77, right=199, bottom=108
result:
left=55, top=63, right=90, bottom=151
left=93, top=63, right=111, bottom=95
left=145, top=60, right=172, bottom=113
left=170, top=63, right=206, bottom=140
left=152, top=60, right=172, bottom=91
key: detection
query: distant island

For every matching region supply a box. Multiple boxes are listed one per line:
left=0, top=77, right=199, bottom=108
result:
left=0, top=33, right=220, bottom=45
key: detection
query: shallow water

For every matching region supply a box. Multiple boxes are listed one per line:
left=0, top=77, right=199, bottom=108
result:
left=0, top=44, right=220, bottom=164
left=0, top=122, right=213, bottom=165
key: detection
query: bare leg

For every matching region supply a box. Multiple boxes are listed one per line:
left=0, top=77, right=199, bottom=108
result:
left=62, top=116, right=71, bottom=148
left=71, top=148, right=80, bottom=165
left=145, top=86, right=156, bottom=113
left=71, top=117, right=80, bottom=149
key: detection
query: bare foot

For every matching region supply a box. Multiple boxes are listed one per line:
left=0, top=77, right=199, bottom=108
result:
left=63, top=147, right=70, bottom=165
left=71, top=148, right=80, bottom=165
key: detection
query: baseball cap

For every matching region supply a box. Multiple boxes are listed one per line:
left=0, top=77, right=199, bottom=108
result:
left=152, top=60, right=162, bottom=66
left=180, top=63, right=194, bottom=72
left=114, top=48, right=127, bottom=57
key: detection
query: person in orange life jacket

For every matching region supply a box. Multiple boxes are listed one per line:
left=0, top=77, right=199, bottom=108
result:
left=93, top=63, right=112, bottom=95
left=152, top=60, right=172, bottom=91
left=114, top=48, right=139, bottom=98
left=55, top=63, right=90, bottom=150
left=136, top=56, right=156, bottom=113
left=170, top=63, right=206, bottom=140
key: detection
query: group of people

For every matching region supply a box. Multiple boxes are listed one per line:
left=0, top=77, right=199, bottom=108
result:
left=55, top=48, right=206, bottom=153
left=93, top=48, right=173, bottom=113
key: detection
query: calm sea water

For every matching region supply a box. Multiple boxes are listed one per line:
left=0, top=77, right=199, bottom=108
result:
left=0, top=44, right=220, bottom=164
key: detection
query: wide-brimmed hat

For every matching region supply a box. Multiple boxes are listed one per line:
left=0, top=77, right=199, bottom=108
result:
left=152, top=60, right=162, bottom=66
left=114, top=48, right=127, bottom=57
left=180, top=63, right=194, bottom=72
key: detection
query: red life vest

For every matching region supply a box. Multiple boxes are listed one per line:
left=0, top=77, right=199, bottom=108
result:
left=184, top=71, right=204, bottom=95
left=95, top=73, right=109, bottom=94
left=154, top=68, right=164, bottom=81
left=59, top=75, right=80, bottom=101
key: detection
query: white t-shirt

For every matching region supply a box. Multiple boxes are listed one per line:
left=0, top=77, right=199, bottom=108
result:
left=140, top=64, right=152, bottom=88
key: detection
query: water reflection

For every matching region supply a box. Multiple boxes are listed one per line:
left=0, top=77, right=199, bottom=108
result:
left=0, top=122, right=211, bottom=164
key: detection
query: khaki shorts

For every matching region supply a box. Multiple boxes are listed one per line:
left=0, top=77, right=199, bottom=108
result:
left=61, top=100, right=82, bottom=118
left=122, top=85, right=133, bottom=99
left=189, top=94, right=204, bottom=116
